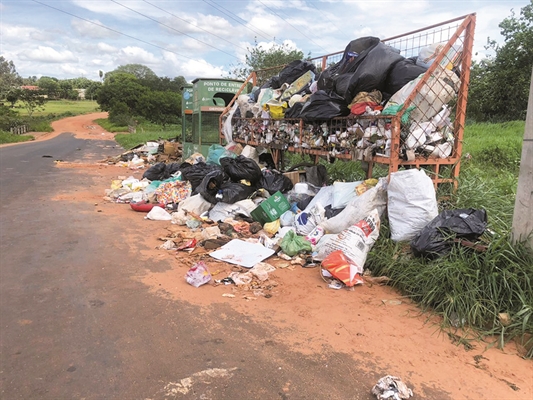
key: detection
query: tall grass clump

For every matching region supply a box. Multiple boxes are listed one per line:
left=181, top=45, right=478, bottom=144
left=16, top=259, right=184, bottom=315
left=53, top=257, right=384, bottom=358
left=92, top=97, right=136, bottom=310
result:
left=367, top=120, right=532, bottom=357
left=0, top=131, right=34, bottom=143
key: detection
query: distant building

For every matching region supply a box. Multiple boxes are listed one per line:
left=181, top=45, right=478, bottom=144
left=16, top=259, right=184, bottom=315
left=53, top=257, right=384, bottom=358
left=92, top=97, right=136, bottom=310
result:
left=75, top=88, right=86, bottom=99
left=20, top=85, right=40, bottom=91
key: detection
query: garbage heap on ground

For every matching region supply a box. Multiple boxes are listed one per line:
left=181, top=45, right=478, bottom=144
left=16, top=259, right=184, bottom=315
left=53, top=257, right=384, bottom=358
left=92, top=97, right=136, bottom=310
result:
left=224, top=37, right=463, bottom=160
left=101, top=138, right=182, bottom=168
left=104, top=143, right=488, bottom=291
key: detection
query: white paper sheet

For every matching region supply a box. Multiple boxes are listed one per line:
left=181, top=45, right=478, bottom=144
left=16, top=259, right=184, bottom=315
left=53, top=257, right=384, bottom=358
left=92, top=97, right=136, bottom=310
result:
left=209, top=239, right=275, bottom=268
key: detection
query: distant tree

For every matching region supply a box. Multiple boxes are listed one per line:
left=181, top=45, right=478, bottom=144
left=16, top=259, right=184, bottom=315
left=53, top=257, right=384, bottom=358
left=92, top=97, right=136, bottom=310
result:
left=173, top=76, right=188, bottom=90
left=19, top=88, right=47, bottom=117
left=0, top=104, right=21, bottom=131
left=143, top=76, right=188, bottom=92
left=105, top=64, right=158, bottom=82
left=228, top=39, right=307, bottom=83
left=59, top=80, right=74, bottom=99
left=69, top=77, right=93, bottom=89
left=85, top=81, right=102, bottom=100
left=5, top=88, right=21, bottom=108
left=97, top=73, right=149, bottom=123
left=23, top=76, right=38, bottom=85
left=0, top=56, right=22, bottom=99
left=138, top=91, right=181, bottom=126
left=467, top=1, right=533, bottom=121
left=37, top=76, right=60, bottom=99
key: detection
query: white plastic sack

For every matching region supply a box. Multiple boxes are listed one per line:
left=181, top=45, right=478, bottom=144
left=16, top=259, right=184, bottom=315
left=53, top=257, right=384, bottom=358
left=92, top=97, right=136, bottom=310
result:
left=280, top=210, right=296, bottom=227
left=387, top=169, right=438, bottom=242
left=331, top=181, right=362, bottom=209
left=319, top=178, right=388, bottom=234
left=241, top=145, right=260, bottom=165
left=178, top=194, right=213, bottom=215
left=209, top=199, right=255, bottom=222
left=314, top=209, right=381, bottom=277
left=145, top=206, right=172, bottom=221
left=222, top=103, right=238, bottom=144
left=295, top=204, right=325, bottom=236
left=385, top=68, right=460, bottom=123
left=301, top=186, right=334, bottom=213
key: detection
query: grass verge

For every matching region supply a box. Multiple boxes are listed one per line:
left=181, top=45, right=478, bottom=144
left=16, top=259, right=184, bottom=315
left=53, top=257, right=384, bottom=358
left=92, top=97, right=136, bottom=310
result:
left=0, top=131, right=34, bottom=144
left=108, top=120, right=181, bottom=149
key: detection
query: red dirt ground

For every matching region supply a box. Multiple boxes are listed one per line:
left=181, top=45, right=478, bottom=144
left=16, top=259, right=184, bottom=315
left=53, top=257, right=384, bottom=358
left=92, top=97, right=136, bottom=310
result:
left=48, top=113, right=533, bottom=399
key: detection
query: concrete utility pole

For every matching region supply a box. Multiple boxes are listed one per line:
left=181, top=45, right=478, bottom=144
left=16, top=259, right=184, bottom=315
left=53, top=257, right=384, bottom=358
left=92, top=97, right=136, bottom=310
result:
left=511, top=67, right=533, bottom=249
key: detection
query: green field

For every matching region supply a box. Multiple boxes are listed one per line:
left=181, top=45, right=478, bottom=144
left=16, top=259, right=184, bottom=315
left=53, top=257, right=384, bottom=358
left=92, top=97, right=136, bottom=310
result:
left=14, top=99, right=100, bottom=117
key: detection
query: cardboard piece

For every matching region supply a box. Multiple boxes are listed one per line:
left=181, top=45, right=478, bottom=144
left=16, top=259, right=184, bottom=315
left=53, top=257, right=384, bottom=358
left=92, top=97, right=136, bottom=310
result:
left=250, top=191, right=291, bottom=224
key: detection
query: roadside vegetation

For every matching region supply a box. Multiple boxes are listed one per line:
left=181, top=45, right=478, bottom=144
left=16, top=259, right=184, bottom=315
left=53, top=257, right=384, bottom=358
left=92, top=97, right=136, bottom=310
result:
left=97, top=118, right=181, bottom=149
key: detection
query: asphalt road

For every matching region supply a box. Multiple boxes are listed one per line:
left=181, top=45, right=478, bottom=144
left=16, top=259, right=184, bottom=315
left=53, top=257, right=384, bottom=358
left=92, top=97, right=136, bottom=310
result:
left=0, top=134, right=382, bottom=400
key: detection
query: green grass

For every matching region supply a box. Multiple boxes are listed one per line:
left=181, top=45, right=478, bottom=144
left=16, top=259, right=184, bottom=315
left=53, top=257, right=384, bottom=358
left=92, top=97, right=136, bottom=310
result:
left=0, top=131, right=34, bottom=143
left=113, top=123, right=181, bottom=149
left=462, top=121, right=524, bottom=172
left=94, top=118, right=128, bottom=133
left=15, top=100, right=100, bottom=117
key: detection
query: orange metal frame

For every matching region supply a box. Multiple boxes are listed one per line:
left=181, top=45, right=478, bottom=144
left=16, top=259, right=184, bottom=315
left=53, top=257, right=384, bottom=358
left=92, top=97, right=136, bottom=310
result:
left=219, top=14, right=476, bottom=188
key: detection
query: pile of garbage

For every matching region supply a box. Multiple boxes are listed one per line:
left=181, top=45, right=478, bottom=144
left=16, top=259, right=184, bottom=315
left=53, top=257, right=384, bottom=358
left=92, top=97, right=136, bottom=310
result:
left=101, top=138, right=182, bottom=167
left=224, top=37, right=462, bottom=160
left=104, top=143, right=487, bottom=291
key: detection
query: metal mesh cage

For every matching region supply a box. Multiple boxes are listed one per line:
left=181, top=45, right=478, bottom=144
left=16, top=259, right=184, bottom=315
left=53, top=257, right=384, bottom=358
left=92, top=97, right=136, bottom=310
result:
left=221, top=14, right=476, bottom=188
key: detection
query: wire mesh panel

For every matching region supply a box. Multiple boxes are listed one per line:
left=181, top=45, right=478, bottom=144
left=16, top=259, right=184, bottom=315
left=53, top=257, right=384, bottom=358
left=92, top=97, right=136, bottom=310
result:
left=220, top=14, right=476, bottom=188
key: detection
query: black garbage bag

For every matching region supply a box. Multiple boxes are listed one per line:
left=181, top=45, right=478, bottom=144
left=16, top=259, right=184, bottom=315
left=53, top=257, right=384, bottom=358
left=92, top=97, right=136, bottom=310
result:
left=197, top=170, right=229, bottom=204
left=318, top=37, right=404, bottom=102
left=298, top=90, right=350, bottom=121
left=270, top=60, right=317, bottom=89
left=142, top=163, right=167, bottom=181
left=181, top=162, right=223, bottom=193
left=296, top=194, right=314, bottom=211
left=340, top=43, right=404, bottom=102
left=259, top=152, right=277, bottom=170
left=285, top=102, right=305, bottom=118
left=219, top=182, right=257, bottom=204
left=411, top=208, right=488, bottom=258
left=259, top=170, right=293, bottom=195
left=324, top=204, right=344, bottom=219
left=317, top=37, right=381, bottom=92
left=143, top=162, right=187, bottom=181
left=220, top=155, right=262, bottom=183
left=384, top=58, right=426, bottom=97
left=304, top=165, right=328, bottom=187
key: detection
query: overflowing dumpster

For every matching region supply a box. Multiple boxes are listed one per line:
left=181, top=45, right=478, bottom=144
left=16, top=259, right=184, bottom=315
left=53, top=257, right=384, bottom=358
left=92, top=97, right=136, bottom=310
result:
left=219, top=14, right=476, bottom=188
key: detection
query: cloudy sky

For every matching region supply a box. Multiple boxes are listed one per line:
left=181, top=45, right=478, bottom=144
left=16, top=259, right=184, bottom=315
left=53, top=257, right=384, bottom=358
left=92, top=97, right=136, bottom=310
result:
left=0, top=0, right=528, bottom=83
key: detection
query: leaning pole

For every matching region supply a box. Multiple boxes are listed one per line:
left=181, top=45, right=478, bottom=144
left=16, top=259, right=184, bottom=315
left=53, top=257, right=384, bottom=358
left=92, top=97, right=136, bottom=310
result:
left=512, top=67, right=533, bottom=250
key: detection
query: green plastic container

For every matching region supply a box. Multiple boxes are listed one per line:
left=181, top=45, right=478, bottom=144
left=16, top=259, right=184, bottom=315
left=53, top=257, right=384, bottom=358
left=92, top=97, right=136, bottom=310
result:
left=251, top=191, right=291, bottom=224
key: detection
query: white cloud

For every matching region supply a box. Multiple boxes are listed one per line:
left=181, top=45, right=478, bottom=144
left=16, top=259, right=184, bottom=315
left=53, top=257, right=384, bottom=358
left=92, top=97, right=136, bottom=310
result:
left=71, top=0, right=146, bottom=19
left=97, top=42, right=119, bottom=53
left=116, top=46, right=159, bottom=64
left=19, top=46, right=78, bottom=63
left=61, top=64, right=88, bottom=77
left=1, top=24, right=36, bottom=40
left=180, top=59, right=226, bottom=79
left=71, top=19, right=118, bottom=39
